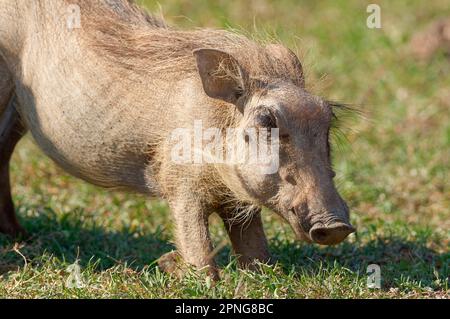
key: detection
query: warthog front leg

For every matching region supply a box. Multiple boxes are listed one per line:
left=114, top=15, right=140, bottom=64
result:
left=0, top=97, right=27, bottom=237
left=159, top=197, right=218, bottom=280
left=219, top=207, right=271, bottom=269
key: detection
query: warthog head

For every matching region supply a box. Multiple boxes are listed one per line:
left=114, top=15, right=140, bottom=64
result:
left=194, top=46, right=355, bottom=245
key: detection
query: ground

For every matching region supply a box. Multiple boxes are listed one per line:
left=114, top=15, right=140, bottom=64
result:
left=0, top=0, right=448, bottom=298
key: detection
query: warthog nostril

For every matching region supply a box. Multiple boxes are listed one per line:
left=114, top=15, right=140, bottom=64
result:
left=309, top=222, right=355, bottom=246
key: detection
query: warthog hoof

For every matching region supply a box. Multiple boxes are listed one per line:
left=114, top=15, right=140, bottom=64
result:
left=158, top=251, right=220, bottom=281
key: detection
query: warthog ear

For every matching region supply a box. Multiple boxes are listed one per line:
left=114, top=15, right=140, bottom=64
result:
left=265, top=44, right=305, bottom=87
left=194, top=49, right=249, bottom=106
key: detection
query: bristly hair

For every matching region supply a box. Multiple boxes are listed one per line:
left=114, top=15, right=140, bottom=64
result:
left=327, top=101, right=363, bottom=153
left=67, top=0, right=305, bottom=85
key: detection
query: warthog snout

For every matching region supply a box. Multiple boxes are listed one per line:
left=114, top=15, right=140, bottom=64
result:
left=288, top=204, right=355, bottom=245
left=309, top=220, right=355, bottom=245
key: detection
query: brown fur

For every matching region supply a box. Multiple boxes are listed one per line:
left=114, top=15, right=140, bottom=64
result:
left=0, top=0, right=354, bottom=279
left=75, top=0, right=303, bottom=82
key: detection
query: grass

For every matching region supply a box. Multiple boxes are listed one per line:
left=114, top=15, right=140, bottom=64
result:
left=0, top=0, right=449, bottom=298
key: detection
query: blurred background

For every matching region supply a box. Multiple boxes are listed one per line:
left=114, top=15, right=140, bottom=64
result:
left=1, top=0, right=448, bottom=298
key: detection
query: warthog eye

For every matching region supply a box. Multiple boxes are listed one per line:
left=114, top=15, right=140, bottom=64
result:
left=254, top=106, right=277, bottom=128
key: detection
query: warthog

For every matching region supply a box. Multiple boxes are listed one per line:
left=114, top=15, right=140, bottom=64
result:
left=0, top=0, right=355, bottom=278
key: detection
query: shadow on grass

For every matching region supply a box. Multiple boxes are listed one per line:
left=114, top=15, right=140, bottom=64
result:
left=268, top=237, right=449, bottom=290
left=0, top=208, right=448, bottom=292
left=0, top=208, right=174, bottom=273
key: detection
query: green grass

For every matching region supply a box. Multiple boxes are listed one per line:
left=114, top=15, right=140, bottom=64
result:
left=0, top=0, right=449, bottom=298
